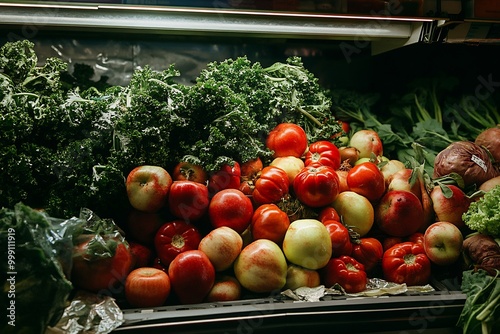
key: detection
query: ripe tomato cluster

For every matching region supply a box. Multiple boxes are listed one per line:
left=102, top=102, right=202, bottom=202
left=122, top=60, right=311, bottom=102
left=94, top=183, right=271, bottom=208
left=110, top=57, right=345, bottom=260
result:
left=95, top=122, right=465, bottom=307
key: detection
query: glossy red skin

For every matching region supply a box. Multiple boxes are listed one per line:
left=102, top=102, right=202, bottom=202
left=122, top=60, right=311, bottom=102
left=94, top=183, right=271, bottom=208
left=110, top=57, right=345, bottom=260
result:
left=207, top=162, right=241, bottom=195
left=208, top=189, right=254, bottom=234
left=318, top=207, right=341, bottom=223
left=407, top=232, right=425, bottom=245
left=323, top=220, right=353, bottom=257
left=125, top=267, right=171, bottom=308
left=293, top=165, right=340, bottom=208
left=154, top=220, right=202, bottom=267
left=71, top=235, right=133, bottom=293
left=172, top=161, right=208, bottom=184
left=322, top=255, right=367, bottom=293
left=129, top=241, right=155, bottom=269
left=347, top=162, right=386, bottom=202
left=375, top=190, right=424, bottom=237
left=252, top=166, right=290, bottom=205
left=168, top=250, right=215, bottom=304
left=351, top=237, right=384, bottom=272
left=168, top=180, right=209, bottom=222
left=305, top=141, right=341, bottom=170
left=251, top=204, right=290, bottom=245
left=266, top=123, right=308, bottom=158
left=382, top=242, right=431, bottom=286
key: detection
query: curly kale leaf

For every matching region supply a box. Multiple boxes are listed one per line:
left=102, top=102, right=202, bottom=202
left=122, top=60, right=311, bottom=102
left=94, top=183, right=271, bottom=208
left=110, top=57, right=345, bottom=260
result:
left=463, top=185, right=500, bottom=238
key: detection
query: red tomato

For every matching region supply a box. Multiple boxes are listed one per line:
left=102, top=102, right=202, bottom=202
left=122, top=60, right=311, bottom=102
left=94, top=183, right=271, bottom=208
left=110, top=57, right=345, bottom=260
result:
left=208, top=189, right=254, bottom=234
left=172, top=161, right=208, bottom=184
left=240, top=157, right=263, bottom=181
left=154, top=220, right=202, bottom=267
left=351, top=237, right=383, bottom=272
left=266, top=123, right=308, bottom=158
left=322, top=255, right=367, bottom=293
left=304, top=140, right=341, bottom=170
left=346, top=161, right=385, bottom=202
left=252, top=166, right=290, bottom=205
left=125, top=267, right=171, bottom=308
left=168, top=250, right=215, bottom=304
left=318, top=206, right=341, bottom=223
left=251, top=204, right=290, bottom=244
left=382, top=236, right=404, bottom=252
left=168, top=180, right=209, bottom=222
left=71, top=234, right=133, bottom=293
left=323, top=220, right=353, bottom=257
left=382, top=242, right=431, bottom=286
left=293, top=165, right=340, bottom=208
left=207, top=162, right=241, bottom=195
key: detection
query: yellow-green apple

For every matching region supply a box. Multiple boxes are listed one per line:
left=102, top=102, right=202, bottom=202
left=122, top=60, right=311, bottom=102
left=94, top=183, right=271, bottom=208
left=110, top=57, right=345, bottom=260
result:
left=348, top=129, right=383, bottom=159
left=284, top=264, right=321, bottom=290
left=387, top=168, right=421, bottom=200
left=380, top=159, right=406, bottom=186
left=126, top=165, right=173, bottom=213
left=282, top=219, right=332, bottom=270
left=234, top=239, right=288, bottom=293
left=198, top=226, right=243, bottom=272
left=205, top=275, right=242, bottom=302
left=479, top=176, right=500, bottom=193
left=270, top=156, right=305, bottom=185
left=168, top=250, right=215, bottom=304
left=430, top=184, right=471, bottom=228
left=331, top=191, right=374, bottom=237
left=423, top=221, right=464, bottom=266
left=375, top=190, right=424, bottom=237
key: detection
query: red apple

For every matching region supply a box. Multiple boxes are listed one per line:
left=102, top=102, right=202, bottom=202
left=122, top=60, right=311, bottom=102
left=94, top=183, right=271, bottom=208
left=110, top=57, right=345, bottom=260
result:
left=233, top=239, right=288, bottom=293
left=126, top=165, right=173, bottom=213
left=284, top=264, right=321, bottom=290
left=129, top=241, right=154, bottom=269
left=282, top=219, right=332, bottom=270
left=168, top=250, right=215, bottom=304
left=430, top=184, right=471, bottom=228
left=387, top=168, right=421, bottom=200
left=125, top=267, right=171, bottom=308
left=205, top=275, right=242, bottom=302
left=198, top=226, right=243, bottom=272
left=423, top=221, right=464, bottom=266
left=172, top=161, right=208, bottom=184
left=331, top=191, right=374, bottom=237
left=375, top=190, right=425, bottom=237
left=126, top=209, right=164, bottom=246
left=208, top=189, right=254, bottom=234
left=168, top=180, right=209, bottom=222
left=348, top=129, right=383, bottom=159
left=207, top=162, right=241, bottom=195
left=269, top=156, right=305, bottom=185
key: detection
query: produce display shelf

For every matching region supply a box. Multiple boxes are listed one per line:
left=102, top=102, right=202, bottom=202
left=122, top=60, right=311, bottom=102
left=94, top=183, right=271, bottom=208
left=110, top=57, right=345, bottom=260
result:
left=116, top=287, right=466, bottom=333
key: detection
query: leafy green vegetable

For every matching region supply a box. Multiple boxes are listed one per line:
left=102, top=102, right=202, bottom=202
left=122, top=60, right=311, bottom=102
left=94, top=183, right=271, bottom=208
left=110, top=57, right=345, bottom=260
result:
left=463, top=185, right=500, bottom=238
left=0, top=203, right=81, bottom=334
left=457, top=269, right=500, bottom=334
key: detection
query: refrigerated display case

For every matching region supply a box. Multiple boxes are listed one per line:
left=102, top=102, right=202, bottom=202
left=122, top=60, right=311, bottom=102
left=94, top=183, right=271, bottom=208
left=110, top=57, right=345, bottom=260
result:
left=1, top=1, right=499, bottom=333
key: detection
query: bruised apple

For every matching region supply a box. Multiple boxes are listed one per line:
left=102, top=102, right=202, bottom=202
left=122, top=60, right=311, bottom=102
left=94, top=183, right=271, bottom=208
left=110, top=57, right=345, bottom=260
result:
left=126, top=165, right=173, bottom=213
left=234, top=239, right=288, bottom=293
left=168, top=250, right=215, bottom=304
left=376, top=190, right=424, bottom=237
left=282, top=219, right=332, bottom=270
left=198, top=226, right=243, bottom=271
left=331, top=191, right=374, bottom=237
left=423, top=221, right=463, bottom=266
